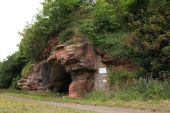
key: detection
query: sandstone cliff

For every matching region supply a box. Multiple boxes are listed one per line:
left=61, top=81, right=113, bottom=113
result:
left=18, top=36, right=114, bottom=97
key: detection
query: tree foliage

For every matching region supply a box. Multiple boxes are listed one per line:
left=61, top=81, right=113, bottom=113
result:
left=0, top=52, right=28, bottom=88
left=129, top=0, right=170, bottom=78
left=19, top=0, right=81, bottom=60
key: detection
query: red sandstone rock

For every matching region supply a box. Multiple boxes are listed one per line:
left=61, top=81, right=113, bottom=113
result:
left=69, top=81, right=79, bottom=98
left=46, top=38, right=97, bottom=97
left=18, top=36, right=113, bottom=98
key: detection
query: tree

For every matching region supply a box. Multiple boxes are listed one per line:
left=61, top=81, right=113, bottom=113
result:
left=0, top=52, right=28, bottom=88
left=129, top=0, right=170, bottom=78
left=19, top=0, right=81, bottom=60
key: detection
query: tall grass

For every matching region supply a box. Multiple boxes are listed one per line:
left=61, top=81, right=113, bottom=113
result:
left=108, top=69, right=137, bottom=90
left=112, top=79, right=170, bottom=101
left=85, top=79, right=170, bottom=102
left=85, top=69, right=170, bottom=101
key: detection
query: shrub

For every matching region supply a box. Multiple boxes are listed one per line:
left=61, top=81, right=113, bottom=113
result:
left=21, top=61, right=33, bottom=77
left=108, top=69, right=137, bottom=89
left=0, top=52, right=28, bottom=89
left=10, top=75, right=21, bottom=89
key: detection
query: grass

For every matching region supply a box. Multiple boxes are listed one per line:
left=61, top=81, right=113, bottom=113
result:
left=0, top=94, right=96, bottom=113
left=21, top=61, right=33, bottom=77
left=0, top=89, right=170, bottom=112
left=1, top=79, right=170, bottom=112
left=108, top=69, right=170, bottom=100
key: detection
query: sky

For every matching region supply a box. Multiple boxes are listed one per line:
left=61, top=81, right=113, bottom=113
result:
left=0, top=0, right=43, bottom=61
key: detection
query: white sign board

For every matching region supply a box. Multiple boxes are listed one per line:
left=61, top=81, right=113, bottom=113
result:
left=99, top=68, right=107, bottom=74
left=103, top=79, right=107, bottom=83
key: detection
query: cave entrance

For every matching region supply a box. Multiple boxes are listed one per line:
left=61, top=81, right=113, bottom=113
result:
left=48, top=63, right=72, bottom=94
left=58, top=70, right=72, bottom=93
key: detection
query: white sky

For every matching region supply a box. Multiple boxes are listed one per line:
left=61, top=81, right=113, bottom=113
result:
left=0, top=0, right=43, bottom=61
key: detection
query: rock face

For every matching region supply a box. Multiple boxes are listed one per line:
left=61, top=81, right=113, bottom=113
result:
left=18, top=37, right=97, bottom=97
left=47, top=38, right=97, bottom=97
left=18, top=38, right=71, bottom=93
left=18, top=60, right=72, bottom=92
left=18, top=36, right=114, bottom=97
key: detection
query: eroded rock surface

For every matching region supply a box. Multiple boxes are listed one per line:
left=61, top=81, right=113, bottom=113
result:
left=18, top=38, right=71, bottom=92
left=47, top=38, right=97, bottom=97
left=18, top=37, right=111, bottom=97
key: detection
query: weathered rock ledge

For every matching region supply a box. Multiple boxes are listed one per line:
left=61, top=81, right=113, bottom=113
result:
left=18, top=37, right=114, bottom=97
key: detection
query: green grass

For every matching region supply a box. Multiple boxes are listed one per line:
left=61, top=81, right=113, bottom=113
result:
left=1, top=79, right=170, bottom=113
left=21, top=61, right=33, bottom=77
left=108, top=69, right=170, bottom=100
left=0, top=94, right=96, bottom=113
left=1, top=78, right=170, bottom=113
left=0, top=89, right=170, bottom=112
left=111, top=79, right=170, bottom=100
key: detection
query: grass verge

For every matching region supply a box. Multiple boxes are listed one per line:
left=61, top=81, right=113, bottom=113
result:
left=0, top=94, right=96, bottom=113
left=0, top=89, right=170, bottom=112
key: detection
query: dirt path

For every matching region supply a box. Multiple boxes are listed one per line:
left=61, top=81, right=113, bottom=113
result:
left=1, top=95, right=169, bottom=113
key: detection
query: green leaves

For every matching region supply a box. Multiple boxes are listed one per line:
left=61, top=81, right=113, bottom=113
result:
left=129, top=0, right=170, bottom=78
left=0, top=52, right=28, bottom=88
left=79, top=0, right=130, bottom=61
left=19, top=0, right=82, bottom=60
left=162, top=45, right=170, bottom=56
left=94, top=0, right=121, bottom=31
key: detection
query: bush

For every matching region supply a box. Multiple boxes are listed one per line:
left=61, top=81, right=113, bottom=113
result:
left=108, top=69, right=137, bottom=89
left=21, top=61, right=33, bottom=77
left=0, top=52, right=28, bottom=89
left=59, top=28, right=75, bottom=43
left=10, top=75, right=21, bottom=89
left=93, top=0, right=121, bottom=31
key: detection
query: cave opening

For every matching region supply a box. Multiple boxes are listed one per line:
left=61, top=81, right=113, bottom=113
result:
left=58, top=71, right=72, bottom=93
left=47, top=63, right=72, bottom=94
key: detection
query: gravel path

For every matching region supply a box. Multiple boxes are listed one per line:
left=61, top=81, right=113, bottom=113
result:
left=1, top=95, right=169, bottom=113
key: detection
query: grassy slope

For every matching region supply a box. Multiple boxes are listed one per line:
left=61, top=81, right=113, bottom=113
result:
left=1, top=90, right=170, bottom=112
